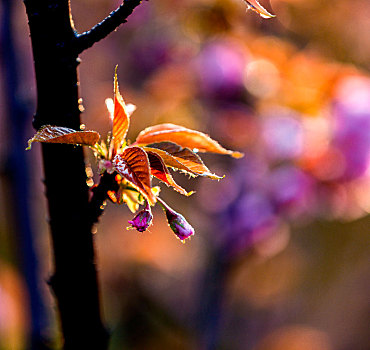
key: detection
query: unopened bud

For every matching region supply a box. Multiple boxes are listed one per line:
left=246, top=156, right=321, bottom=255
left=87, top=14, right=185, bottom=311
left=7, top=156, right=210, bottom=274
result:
left=128, top=202, right=153, bottom=232
left=157, top=198, right=195, bottom=241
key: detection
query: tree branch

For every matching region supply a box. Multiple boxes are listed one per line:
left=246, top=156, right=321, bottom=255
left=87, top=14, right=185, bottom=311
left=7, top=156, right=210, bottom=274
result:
left=23, top=0, right=110, bottom=347
left=88, top=172, right=119, bottom=226
left=75, top=0, right=143, bottom=54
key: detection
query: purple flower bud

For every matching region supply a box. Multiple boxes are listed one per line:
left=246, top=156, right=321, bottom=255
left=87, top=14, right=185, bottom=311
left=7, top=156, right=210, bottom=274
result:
left=128, top=202, right=153, bottom=232
left=157, top=198, right=195, bottom=241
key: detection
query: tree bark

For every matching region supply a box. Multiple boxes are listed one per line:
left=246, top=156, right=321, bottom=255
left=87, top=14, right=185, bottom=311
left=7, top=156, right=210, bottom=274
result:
left=23, top=0, right=107, bottom=348
left=23, top=0, right=143, bottom=347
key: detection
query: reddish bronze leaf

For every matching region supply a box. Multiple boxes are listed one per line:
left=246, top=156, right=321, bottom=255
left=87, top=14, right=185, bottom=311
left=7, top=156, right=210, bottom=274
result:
left=135, top=123, right=244, bottom=158
left=112, top=71, right=132, bottom=155
left=144, top=142, right=222, bottom=179
left=146, top=151, right=192, bottom=196
left=243, top=0, right=275, bottom=19
left=112, top=146, right=156, bottom=205
left=26, top=125, right=100, bottom=150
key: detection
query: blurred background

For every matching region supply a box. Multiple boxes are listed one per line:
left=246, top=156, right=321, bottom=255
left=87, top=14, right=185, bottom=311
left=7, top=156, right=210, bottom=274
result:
left=0, top=0, right=369, bottom=349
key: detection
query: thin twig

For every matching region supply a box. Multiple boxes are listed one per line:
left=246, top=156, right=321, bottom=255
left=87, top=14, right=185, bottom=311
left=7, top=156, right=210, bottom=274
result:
left=75, top=0, right=143, bottom=54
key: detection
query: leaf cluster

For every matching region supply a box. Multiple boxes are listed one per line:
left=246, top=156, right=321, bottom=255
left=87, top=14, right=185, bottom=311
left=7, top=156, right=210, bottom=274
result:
left=27, top=70, right=243, bottom=238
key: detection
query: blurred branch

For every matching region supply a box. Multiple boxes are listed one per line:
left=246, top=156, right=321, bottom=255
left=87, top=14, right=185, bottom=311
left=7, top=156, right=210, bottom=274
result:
left=197, top=253, right=229, bottom=350
left=0, top=0, right=51, bottom=348
left=75, top=0, right=143, bottom=54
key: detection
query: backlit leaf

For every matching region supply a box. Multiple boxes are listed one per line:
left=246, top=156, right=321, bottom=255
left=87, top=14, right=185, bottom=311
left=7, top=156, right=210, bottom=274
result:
left=243, top=0, right=275, bottom=19
left=26, top=125, right=100, bottom=150
left=144, top=142, right=222, bottom=179
left=107, top=183, right=144, bottom=212
left=111, top=70, right=136, bottom=155
left=112, top=146, right=156, bottom=205
left=119, top=189, right=142, bottom=213
left=146, top=151, right=192, bottom=196
left=136, top=123, right=244, bottom=158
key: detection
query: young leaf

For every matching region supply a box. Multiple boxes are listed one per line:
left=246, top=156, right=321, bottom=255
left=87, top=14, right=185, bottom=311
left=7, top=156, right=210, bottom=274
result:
left=136, top=123, right=244, bottom=158
left=112, top=73, right=130, bottom=155
left=146, top=151, right=193, bottom=196
left=119, top=189, right=143, bottom=213
left=144, top=142, right=222, bottom=179
left=26, top=125, right=100, bottom=150
left=107, top=184, right=144, bottom=213
left=243, top=0, right=275, bottom=19
left=112, top=146, right=156, bottom=205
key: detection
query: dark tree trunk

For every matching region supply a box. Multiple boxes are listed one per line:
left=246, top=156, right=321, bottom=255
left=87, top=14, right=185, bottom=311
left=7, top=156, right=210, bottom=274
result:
left=23, top=0, right=109, bottom=348
left=22, top=0, right=142, bottom=347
